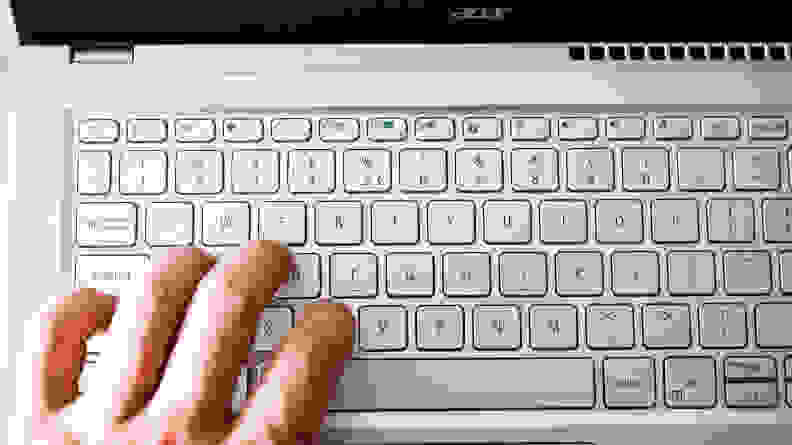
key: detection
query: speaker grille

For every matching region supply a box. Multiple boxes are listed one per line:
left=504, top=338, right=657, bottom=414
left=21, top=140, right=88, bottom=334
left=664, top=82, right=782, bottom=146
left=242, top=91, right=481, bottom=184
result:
left=569, top=43, right=790, bottom=62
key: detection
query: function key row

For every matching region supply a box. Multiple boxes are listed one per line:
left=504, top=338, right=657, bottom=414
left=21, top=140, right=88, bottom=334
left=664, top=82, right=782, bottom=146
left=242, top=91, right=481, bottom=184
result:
left=77, top=115, right=791, bottom=144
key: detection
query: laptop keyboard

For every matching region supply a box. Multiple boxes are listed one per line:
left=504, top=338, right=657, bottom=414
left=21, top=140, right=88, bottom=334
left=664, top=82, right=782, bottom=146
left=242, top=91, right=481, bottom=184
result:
left=75, top=110, right=792, bottom=412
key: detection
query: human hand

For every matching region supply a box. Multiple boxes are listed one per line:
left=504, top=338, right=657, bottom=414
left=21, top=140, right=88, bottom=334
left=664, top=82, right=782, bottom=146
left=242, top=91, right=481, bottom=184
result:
left=28, top=241, right=355, bottom=444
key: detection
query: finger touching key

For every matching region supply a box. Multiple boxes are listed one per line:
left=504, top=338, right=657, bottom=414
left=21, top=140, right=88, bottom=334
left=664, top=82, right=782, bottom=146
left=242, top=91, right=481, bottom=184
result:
left=228, top=302, right=355, bottom=445
left=144, top=240, right=293, bottom=440
left=30, top=240, right=357, bottom=445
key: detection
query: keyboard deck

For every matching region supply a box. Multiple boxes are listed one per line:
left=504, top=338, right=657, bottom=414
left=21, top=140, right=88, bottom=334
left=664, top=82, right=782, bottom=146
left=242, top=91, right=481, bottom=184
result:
left=74, top=109, right=792, bottom=413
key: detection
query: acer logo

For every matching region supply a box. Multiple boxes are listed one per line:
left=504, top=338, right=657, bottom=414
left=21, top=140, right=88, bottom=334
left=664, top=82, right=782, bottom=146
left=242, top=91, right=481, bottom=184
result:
left=449, top=8, right=512, bottom=21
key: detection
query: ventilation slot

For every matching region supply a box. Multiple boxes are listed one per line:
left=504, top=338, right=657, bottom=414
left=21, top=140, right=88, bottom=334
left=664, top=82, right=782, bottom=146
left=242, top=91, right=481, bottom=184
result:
left=569, top=43, right=790, bottom=62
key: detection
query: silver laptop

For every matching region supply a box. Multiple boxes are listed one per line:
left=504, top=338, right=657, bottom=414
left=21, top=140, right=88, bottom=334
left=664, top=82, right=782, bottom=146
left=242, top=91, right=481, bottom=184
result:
left=6, top=4, right=792, bottom=444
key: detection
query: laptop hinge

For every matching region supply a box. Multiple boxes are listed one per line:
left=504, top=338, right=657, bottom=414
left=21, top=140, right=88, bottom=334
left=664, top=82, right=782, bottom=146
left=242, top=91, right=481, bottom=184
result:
left=69, top=42, right=134, bottom=65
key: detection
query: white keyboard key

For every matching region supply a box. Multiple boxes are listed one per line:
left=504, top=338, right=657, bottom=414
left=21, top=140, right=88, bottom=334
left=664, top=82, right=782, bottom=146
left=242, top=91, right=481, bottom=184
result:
left=372, top=201, right=419, bottom=245
left=595, top=199, right=643, bottom=244
left=699, top=303, right=748, bottom=348
left=667, top=251, right=715, bottom=295
left=417, top=305, right=463, bottom=350
left=756, top=303, right=792, bottom=348
left=499, top=252, right=547, bottom=297
left=443, top=253, right=491, bottom=297
left=202, top=202, right=251, bottom=246
left=399, top=149, right=447, bottom=192
left=127, top=119, right=167, bottom=143
left=175, top=119, right=216, bottom=142
left=320, top=118, right=360, bottom=142
left=271, top=118, right=311, bottom=142
left=749, top=116, right=788, bottom=140
left=708, top=199, right=755, bottom=243
left=763, top=199, right=792, bottom=242
left=587, top=305, right=635, bottom=349
left=701, top=116, right=740, bottom=140
left=726, top=382, right=778, bottom=408
left=428, top=200, right=475, bottom=244
left=511, top=149, right=558, bottom=191
left=315, top=201, right=362, bottom=245
left=415, top=117, right=455, bottom=141
left=258, top=202, right=306, bottom=245
left=606, top=117, right=645, bottom=140
left=288, top=150, right=335, bottom=193
left=664, top=357, right=716, bottom=408
left=344, top=149, right=391, bottom=192
left=79, top=119, right=119, bottom=144
left=604, top=357, right=655, bottom=408
left=231, top=369, right=247, bottom=415
left=120, top=150, right=167, bottom=195
left=387, top=253, right=434, bottom=297
left=78, top=203, right=137, bottom=247
left=358, top=306, right=407, bottom=351
left=223, top=119, right=264, bottom=142
left=511, top=117, right=549, bottom=141
left=677, top=148, right=725, bottom=191
left=567, top=149, right=613, bottom=191
left=456, top=149, right=503, bottom=192
left=723, top=250, right=771, bottom=295
left=231, top=150, right=279, bottom=194
left=611, top=251, right=659, bottom=296
left=367, top=118, right=407, bottom=142
left=540, top=200, right=587, bottom=244
left=254, top=307, right=294, bottom=350
left=652, top=199, right=699, bottom=243
left=781, top=253, right=792, bottom=294
left=531, top=305, right=579, bottom=350
left=643, top=305, right=691, bottom=349
left=621, top=148, right=669, bottom=191
left=555, top=251, right=603, bottom=296
left=733, top=148, right=779, bottom=190
left=462, top=117, right=502, bottom=141
left=175, top=150, right=223, bottom=194
left=277, top=253, right=321, bottom=299
left=77, top=360, right=99, bottom=394
left=484, top=200, right=531, bottom=244
left=78, top=151, right=111, bottom=194
left=724, top=356, right=776, bottom=381
left=146, top=202, right=194, bottom=247
left=76, top=254, right=150, bottom=300
left=559, top=117, right=598, bottom=140
left=474, top=305, right=521, bottom=350
left=331, top=253, right=378, bottom=298
left=654, top=117, right=692, bottom=140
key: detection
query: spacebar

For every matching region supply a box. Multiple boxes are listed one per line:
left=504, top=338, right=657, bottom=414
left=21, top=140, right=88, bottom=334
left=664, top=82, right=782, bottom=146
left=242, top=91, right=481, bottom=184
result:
left=328, top=358, right=595, bottom=411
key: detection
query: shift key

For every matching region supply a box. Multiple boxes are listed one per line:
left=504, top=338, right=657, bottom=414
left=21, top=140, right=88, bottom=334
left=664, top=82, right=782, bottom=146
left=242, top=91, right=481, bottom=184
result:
left=328, top=358, right=594, bottom=411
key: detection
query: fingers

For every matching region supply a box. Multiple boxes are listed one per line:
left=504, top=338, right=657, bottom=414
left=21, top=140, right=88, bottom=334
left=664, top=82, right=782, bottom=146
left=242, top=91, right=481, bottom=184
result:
left=227, top=302, right=355, bottom=445
left=33, top=288, right=116, bottom=419
left=77, top=247, right=217, bottom=426
left=145, top=240, right=292, bottom=440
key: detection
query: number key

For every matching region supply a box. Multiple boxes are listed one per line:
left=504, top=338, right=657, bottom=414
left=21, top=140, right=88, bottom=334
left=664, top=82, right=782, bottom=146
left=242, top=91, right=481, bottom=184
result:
left=567, top=149, right=613, bottom=191
left=456, top=149, right=503, bottom=192
left=621, top=148, right=669, bottom=191
left=511, top=149, right=558, bottom=191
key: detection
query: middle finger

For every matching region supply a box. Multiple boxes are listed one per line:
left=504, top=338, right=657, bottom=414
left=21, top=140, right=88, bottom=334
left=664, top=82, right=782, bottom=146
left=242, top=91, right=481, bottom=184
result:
left=144, top=240, right=292, bottom=441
